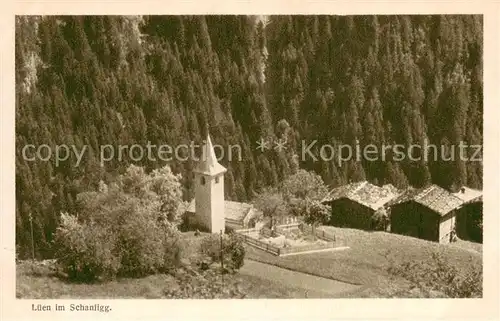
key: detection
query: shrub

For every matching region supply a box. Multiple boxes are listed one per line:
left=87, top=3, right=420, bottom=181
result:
left=54, top=165, right=183, bottom=282
left=54, top=213, right=121, bottom=282
left=371, top=208, right=390, bottom=231
left=253, top=188, right=289, bottom=229
left=386, top=251, right=482, bottom=298
left=55, top=202, right=182, bottom=281
left=228, top=235, right=245, bottom=270
left=281, top=169, right=328, bottom=201
left=164, top=267, right=246, bottom=299
left=113, top=202, right=181, bottom=277
left=199, top=233, right=245, bottom=271
left=302, top=199, right=331, bottom=227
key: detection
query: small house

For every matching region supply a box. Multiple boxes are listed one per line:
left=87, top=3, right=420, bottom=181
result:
left=454, top=187, right=483, bottom=243
left=321, top=181, right=401, bottom=231
left=185, top=199, right=262, bottom=231
left=389, top=184, right=464, bottom=243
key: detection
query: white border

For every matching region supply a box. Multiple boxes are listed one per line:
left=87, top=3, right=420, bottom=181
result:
left=1, top=1, right=499, bottom=321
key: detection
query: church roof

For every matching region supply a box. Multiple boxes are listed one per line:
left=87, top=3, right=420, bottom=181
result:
left=194, top=134, right=227, bottom=176
left=186, top=199, right=254, bottom=222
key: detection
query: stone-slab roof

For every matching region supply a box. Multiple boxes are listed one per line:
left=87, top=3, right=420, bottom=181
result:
left=390, top=184, right=464, bottom=216
left=453, top=186, right=483, bottom=204
left=322, top=181, right=401, bottom=211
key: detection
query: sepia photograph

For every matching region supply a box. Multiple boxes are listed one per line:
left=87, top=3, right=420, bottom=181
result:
left=13, top=13, right=486, bottom=302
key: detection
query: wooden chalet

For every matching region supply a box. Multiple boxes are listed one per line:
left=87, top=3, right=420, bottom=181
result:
left=389, top=184, right=464, bottom=243
left=454, top=186, right=483, bottom=243
left=321, top=181, right=401, bottom=231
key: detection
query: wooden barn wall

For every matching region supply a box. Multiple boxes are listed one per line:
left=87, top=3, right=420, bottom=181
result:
left=419, top=206, right=440, bottom=242
left=327, top=198, right=374, bottom=230
left=390, top=201, right=440, bottom=242
left=390, top=202, right=421, bottom=239
left=456, top=202, right=483, bottom=243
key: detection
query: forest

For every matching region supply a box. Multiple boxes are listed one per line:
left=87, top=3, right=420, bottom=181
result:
left=15, top=15, right=483, bottom=258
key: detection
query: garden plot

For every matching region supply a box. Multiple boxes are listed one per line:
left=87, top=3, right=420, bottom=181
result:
left=235, top=225, right=340, bottom=256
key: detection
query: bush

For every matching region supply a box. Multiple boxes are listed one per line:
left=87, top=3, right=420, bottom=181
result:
left=54, top=165, right=183, bottom=282
left=371, top=208, right=390, bottom=231
left=199, top=233, right=245, bottom=271
left=386, top=251, right=482, bottom=298
left=164, top=267, right=246, bottom=299
left=55, top=203, right=182, bottom=281
left=54, top=213, right=121, bottom=282
left=113, top=203, right=181, bottom=277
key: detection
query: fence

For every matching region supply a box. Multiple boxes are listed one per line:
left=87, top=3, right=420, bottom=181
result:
left=315, top=229, right=336, bottom=242
left=235, top=225, right=342, bottom=256
left=279, top=240, right=335, bottom=255
left=260, top=228, right=272, bottom=238
left=259, top=223, right=301, bottom=238
left=275, top=222, right=301, bottom=233
left=234, top=230, right=281, bottom=256
left=274, top=216, right=301, bottom=226
left=234, top=227, right=261, bottom=234
left=236, top=231, right=335, bottom=256
left=300, top=225, right=343, bottom=244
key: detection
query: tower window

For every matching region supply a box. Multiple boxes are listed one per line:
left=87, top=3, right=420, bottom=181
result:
left=215, top=176, right=220, bottom=184
left=200, top=176, right=206, bottom=185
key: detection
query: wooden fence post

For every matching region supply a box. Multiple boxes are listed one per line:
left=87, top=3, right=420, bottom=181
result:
left=220, top=230, right=224, bottom=285
left=29, top=212, right=35, bottom=263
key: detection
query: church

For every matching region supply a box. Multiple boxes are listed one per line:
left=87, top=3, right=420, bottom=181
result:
left=183, top=134, right=261, bottom=233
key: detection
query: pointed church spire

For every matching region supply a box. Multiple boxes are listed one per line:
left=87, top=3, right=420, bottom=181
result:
left=203, top=134, right=217, bottom=167
left=194, top=134, right=227, bottom=175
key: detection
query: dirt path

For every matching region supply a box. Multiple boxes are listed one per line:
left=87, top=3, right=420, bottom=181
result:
left=239, top=259, right=361, bottom=297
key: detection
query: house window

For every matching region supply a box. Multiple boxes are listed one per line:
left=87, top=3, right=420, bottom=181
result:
left=200, top=176, right=206, bottom=185
left=215, top=176, right=220, bottom=184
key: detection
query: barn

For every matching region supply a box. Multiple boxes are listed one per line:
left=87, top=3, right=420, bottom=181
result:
left=389, top=185, right=464, bottom=243
left=454, top=187, right=483, bottom=243
left=321, top=181, right=400, bottom=231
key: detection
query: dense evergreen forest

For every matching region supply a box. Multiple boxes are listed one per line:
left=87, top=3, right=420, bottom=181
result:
left=15, top=15, right=483, bottom=258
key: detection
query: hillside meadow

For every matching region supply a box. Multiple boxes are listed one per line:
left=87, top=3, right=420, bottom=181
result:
left=245, top=226, right=482, bottom=297
left=17, top=229, right=482, bottom=299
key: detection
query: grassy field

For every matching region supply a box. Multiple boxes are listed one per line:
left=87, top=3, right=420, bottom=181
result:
left=16, top=228, right=482, bottom=298
left=16, top=231, right=321, bottom=299
left=245, top=226, right=482, bottom=297
left=17, top=260, right=331, bottom=299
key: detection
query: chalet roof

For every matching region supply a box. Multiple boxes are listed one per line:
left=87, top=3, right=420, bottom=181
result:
left=382, top=184, right=400, bottom=195
left=194, top=134, right=227, bottom=176
left=186, top=199, right=254, bottom=222
left=321, top=181, right=367, bottom=203
left=453, top=186, right=483, bottom=203
left=390, top=184, right=464, bottom=216
left=322, top=181, right=401, bottom=211
left=386, top=187, right=420, bottom=206
left=463, top=194, right=483, bottom=205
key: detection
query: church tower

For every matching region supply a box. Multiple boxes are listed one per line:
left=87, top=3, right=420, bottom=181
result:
left=193, top=134, right=227, bottom=233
